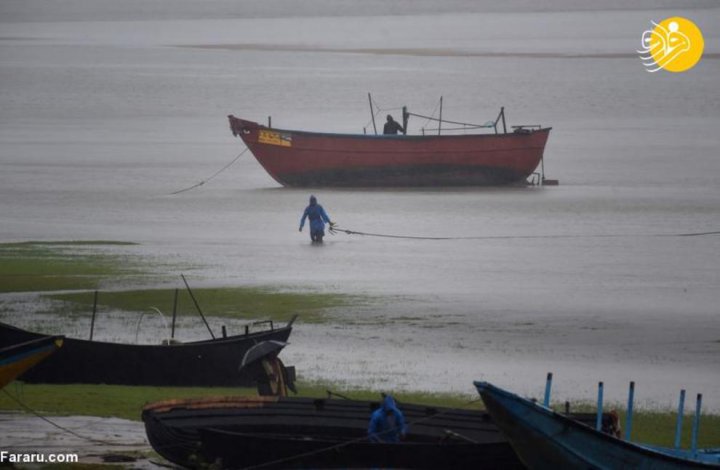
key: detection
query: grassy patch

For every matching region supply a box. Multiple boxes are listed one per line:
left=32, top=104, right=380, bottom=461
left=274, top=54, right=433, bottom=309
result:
left=0, top=381, right=479, bottom=423
left=0, top=241, right=142, bottom=293
left=1, top=382, right=718, bottom=448
left=47, top=287, right=355, bottom=323
left=0, top=383, right=255, bottom=421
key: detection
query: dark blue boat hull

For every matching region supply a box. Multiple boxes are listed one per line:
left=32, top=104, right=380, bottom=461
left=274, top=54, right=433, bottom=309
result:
left=475, top=381, right=720, bottom=469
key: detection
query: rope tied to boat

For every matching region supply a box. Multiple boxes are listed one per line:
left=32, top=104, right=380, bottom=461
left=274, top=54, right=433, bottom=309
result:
left=328, top=225, right=720, bottom=241
left=169, top=147, right=249, bottom=195
left=1, top=388, right=147, bottom=448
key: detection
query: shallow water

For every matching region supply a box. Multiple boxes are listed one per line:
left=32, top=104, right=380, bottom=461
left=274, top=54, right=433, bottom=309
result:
left=1, top=0, right=719, bottom=413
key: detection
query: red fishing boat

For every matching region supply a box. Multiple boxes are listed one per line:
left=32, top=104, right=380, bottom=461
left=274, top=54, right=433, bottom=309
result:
left=228, top=105, right=551, bottom=187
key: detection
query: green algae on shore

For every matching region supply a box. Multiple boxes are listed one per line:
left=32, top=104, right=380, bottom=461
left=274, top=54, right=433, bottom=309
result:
left=0, top=241, right=143, bottom=293
left=1, top=382, right=718, bottom=449
left=48, top=287, right=355, bottom=324
left=1, top=241, right=361, bottom=324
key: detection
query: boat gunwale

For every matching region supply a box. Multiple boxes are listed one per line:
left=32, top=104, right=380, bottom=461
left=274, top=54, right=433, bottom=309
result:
left=235, top=118, right=552, bottom=141
left=0, top=321, right=291, bottom=350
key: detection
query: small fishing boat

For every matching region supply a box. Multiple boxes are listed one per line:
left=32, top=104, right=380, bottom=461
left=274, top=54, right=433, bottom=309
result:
left=0, top=336, right=64, bottom=389
left=228, top=104, right=551, bottom=187
left=199, top=427, right=517, bottom=469
left=142, top=394, right=604, bottom=469
left=475, top=381, right=720, bottom=469
left=0, top=318, right=294, bottom=386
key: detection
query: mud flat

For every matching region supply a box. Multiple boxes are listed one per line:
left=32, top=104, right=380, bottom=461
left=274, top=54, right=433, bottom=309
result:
left=0, top=412, right=154, bottom=467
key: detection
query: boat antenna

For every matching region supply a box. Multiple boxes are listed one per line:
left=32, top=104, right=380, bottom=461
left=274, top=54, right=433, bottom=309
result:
left=181, top=274, right=216, bottom=339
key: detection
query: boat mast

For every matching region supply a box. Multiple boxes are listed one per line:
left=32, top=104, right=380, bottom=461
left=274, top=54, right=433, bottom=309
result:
left=181, top=274, right=216, bottom=339
left=402, top=106, right=408, bottom=135
left=368, top=93, right=378, bottom=135
left=438, top=96, right=443, bottom=136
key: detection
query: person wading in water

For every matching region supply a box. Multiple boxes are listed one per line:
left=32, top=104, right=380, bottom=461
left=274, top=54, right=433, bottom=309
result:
left=299, top=195, right=334, bottom=243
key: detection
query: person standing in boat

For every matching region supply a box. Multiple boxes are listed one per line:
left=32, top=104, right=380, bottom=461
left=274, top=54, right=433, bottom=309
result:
left=383, top=114, right=405, bottom=135
left=368, top=395, right=407, bottom=443
left=299, top=195, right=334, bottom=243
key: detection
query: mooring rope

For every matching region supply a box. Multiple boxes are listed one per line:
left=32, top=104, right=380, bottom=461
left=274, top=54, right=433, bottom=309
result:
left=240, top=397, right=484, bottom=470
left=1, top=388, right=146, bottom=447
left=329, top=226, right=720, bottom=241
left=169, top=147, right=249, bottom=195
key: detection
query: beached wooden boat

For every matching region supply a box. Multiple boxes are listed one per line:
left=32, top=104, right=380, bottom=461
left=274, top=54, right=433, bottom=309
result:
left=475, top=381, right=720, bottom=469
left=0, top=336, right=64, bottom=389
left=0, top=319, right=294, bottom=386
left=199, top=427, right=518, bottom=469
left=142, top=394, right=604, bottom=468
left=228, top=108, right=551, bottom=187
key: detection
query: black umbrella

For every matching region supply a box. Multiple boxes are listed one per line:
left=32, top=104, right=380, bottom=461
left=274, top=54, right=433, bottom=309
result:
left=239, top=340, right=288, bottom=371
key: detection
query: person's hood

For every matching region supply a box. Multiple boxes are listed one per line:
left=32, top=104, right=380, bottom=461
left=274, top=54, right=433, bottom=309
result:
left=309, top=195, right=317, bottom=205
left=382, top=395, right=397, bottom=411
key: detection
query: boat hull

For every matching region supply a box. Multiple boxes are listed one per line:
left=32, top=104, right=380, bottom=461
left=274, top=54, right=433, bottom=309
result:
left=0, top=336, right=64, bottom=389
left=229, top=117, right=550, bottom=187
left=0, top=322, right=292, bottom=386
left=475, top=381, right=720, bottom=469
left=143, top=395, right=519, bottom=468
left=143, top=394, right=603, bottom=468
left=199, top=428, right=519, bottom=469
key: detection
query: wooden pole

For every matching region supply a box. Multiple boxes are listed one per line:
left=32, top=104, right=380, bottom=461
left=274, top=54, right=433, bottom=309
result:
left=171, top=288, right=179, bottom=339
left=625, top=381, right=635, bottom=441
left=543, top=372, right=553, bottom=407
left=691, top=393, right=702, bottom=454
left=501, top=107, right=507, bottom=134
left=438, top=96, right=443, bottom=136
left=181, top=274, right=215, bottom=339
left=596, top=382, right=604, bottom=431
left=368, top=93, right=377, bottom=135
left=402, top=106, right=408, bottom=135
left=89, top=290, right=98, bottom=341
left=674, top=389, right=686, bottom=449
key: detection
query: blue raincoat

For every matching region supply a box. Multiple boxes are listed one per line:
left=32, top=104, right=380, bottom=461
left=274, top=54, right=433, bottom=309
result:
left=299, top=196, right=331, bottom=241
left=368, top=395, right=407, bottom=443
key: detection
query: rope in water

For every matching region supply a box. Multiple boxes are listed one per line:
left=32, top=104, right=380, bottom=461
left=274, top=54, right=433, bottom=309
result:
left=169, top=147, right=248, bottom=195
left=240, top=397, right=484, bottom=470
left=1, top=388, right=146, bottom=447
left=329, top=226, right=720, bottom=241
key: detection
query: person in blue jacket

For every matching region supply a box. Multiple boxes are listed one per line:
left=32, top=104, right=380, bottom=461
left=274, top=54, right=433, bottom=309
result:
left=299, top=195, right=333, bottom=243
left=368, top=395, right=407, bottom=443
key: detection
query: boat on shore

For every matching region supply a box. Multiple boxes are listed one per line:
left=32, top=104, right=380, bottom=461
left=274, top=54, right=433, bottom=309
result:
left=475, top=381, right=720, bottom=469
left=199, top=427, right=518, bottom=469
left=142, top=394, right=604, bottom=469
left=0, top=318, right=294, bottom=387
left=228, top=105, right=551, bottom=187
left=0, top=336, right=64, bottom=389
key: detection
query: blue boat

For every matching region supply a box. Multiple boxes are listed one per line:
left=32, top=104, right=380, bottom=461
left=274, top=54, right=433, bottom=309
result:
left=0, top=336, right=64, bottom=389
left=474, top=381, right=720, bottom=469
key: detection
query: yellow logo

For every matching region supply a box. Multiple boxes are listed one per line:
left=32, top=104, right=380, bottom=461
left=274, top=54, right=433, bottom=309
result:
left=258, top=130, right=292, bottom=147
left=638, top=17, right=704, bottom=73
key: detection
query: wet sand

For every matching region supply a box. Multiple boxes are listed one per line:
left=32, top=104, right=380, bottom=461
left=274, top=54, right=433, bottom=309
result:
left=0, top=411, right=154, bottom=467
